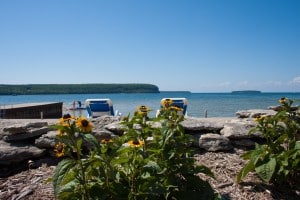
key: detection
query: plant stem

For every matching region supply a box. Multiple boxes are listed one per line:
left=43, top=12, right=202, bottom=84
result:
left=75, top=139, right=90, bottom=200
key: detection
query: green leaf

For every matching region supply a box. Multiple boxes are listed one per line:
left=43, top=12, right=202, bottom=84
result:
left=76, top=138, right=83, bottom=151
left=255, top=157, right=276, bottom=182
left=237, top=160, right=255, bottom=183
left=83, top=133, right=101, bottom=149
left=143, top=160, right=161, bottom=172
left=194, top=165, right=215, bottom=179
left=52, top=158, right=75, bottom=197
left=57, top=180, right=80, bottom=200
left=111, top=157, right=129, bottom=165
left=295, top=141, right=300, bottom=150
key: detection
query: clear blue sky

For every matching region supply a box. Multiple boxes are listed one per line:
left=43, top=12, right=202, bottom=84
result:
left=0, top=0, right=299, bottom=92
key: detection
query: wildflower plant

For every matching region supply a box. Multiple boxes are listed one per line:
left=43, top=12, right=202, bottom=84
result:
left=52, top=106, right=219, bottom=199
left=237, top=97, right=300, bottom=186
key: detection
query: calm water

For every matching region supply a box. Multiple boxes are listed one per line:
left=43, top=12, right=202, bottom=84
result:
left=1, top=92, right=299, bottom=118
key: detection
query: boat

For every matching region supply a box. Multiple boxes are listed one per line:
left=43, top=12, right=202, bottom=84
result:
left=85, top=99, right=118, bottom=118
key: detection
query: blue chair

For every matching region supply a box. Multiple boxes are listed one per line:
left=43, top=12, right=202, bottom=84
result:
left=85, top=99, right=116, bottom=118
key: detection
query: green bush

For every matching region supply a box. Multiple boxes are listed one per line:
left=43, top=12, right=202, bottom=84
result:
left=237, top=97, right=300, bottom=186
left=52, top=102, right=219, bottom=199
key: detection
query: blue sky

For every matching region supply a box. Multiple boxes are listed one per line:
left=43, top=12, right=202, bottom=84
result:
left=0, top=0, right=299, bottom=92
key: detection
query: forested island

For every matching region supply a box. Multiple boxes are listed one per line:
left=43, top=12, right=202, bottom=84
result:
left=231, top=90, right=261, bottom=94
left=0, top=84, right=160, bottom=95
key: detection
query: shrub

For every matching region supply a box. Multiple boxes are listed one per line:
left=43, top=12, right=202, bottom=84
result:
left=237, top=97, right=300, bottom=186
left=52, top=103, right=219, bottom=199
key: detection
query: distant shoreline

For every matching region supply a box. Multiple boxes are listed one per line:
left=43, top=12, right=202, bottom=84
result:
left=231, top=90, right=261, bottom=94
left=0, top=83, right=159, bottom=95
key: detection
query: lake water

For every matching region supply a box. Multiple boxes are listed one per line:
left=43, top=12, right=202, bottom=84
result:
left=1, top=92, right=299, bottom=118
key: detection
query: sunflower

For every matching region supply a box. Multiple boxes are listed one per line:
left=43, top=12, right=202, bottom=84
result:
left=136, top=105, right=150, bottom=116
left=254, top=115, right=264, bottom=122
left=76, top=116, right=93, bottom=132
left=101, top=138, right=113, bottom=143
left=278, top=97, right=287, bottom=104
left=58, top=114, right=74, bottom=126
left=161, top=99, right=173, bottom=108
left=54, top=142, right=66, bottom=158
left=127, top=139, right=144, bottom=148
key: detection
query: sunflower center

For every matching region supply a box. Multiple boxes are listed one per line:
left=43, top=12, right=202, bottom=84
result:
left=63, top=114, right=71, bottom=119
left=81, top=119, right=89, bottom=127
left=57, top=145, right=64, bottom=152
left=133, top=140, right=140, bottom=145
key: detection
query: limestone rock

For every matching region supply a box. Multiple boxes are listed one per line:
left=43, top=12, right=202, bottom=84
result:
left=0, top=141, right=46, bottom=165
left=195, top=133, right=233, bottom=152
left=3, top=124, right=27, bottom=134
left=231, top=139, right=255, bottom=148
left=93, top=130, right=116, bottom=141
left=3, top=127, right=51, bottom=141
left=236, top=109, right=276, bottom=118
left=220, top=118, right=262, bottom=139
left=181, top=117, right=234, bottom=133
left=35, top=131, right=57, bottom=148
left=91, top=115, right=121, bottom=129
left=25, top=121, right=48, bottom=128
left=104, top=122, right=125, bottom=135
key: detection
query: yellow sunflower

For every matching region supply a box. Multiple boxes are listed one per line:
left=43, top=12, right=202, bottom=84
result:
left=76, top=116, right=93, bottom=132
left=58, top=114, right=74, bottom=126
left=54, top=142, right=66, bottom=158
left=101, top=138, right=113, bottom=144
left=127, top=140, right=144, bottom=148
left=254, top=115, right=264, bottom=122
left=278, top=97, right=287, bottom=104
left=57, top=114, right=75, bottom=136
left=161, top=99, right=173, bottom=108
left=136, top=105, right=150, bottom=116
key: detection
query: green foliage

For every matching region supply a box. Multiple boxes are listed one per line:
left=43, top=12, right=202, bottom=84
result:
left=0, top=83, right=159, bottom=95
left=237, top=97, right=300, bottom=186
left=52, top=105, right=219, bottom=199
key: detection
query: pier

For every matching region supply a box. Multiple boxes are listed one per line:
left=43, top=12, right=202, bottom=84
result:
left=0, top=102, right=63, bottom=119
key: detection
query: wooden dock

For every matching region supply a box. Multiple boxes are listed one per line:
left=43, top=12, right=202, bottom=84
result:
left=0, top=102, right=63, bottom=119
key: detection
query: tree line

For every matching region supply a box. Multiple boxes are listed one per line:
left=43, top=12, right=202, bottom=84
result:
left=0, top=84, right=160, bottom=95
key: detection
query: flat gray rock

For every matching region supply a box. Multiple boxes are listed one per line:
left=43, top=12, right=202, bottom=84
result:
left=195, top=133, right=233, bottom=152
left=181, top=117, right=234, bottom=133
left=236, top=109, right=277, bottom=118
left=220, top=118, right=262, bottom=139
left=0, top=140, right=45, bottom=165
left=3, top=127, right=51, bottom=141
left=35, top=131, right=57, bottom=148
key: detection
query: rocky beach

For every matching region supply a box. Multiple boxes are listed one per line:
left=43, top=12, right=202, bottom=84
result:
left=0, top=109, right=299, bottom=199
